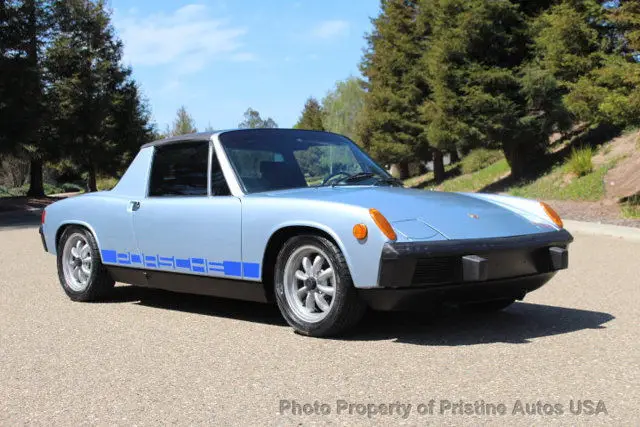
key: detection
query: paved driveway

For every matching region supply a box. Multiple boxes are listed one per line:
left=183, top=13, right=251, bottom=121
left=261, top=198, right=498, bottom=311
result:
left=0, top=222, right=638, bottom=425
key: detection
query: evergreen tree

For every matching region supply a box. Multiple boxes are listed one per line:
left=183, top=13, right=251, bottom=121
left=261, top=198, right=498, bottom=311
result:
left=322, top=76, right=365, bottom=142
left=170, top=106, right=197, bottom=136
left=46, top=0, right=152, bottom=191
left=359, top=0, right=429, bottom=179
left=238, top=108, right=277, bottom=128
left=419, top=0, right=571, bottom=179
left=294, top=97, right=324, bottom=131
left=0, top=0, right=52, bottom=196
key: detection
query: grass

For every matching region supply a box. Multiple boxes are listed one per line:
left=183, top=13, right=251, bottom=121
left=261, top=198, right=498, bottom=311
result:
left=509, top=161, right=614, bottom=201
left=438, top=159, right=510, bottom=192
left=0, top=182, right=84, bottom=197
left=403, top=164, right=459, bottom=188
left=621, top=195, right=640, bottom=219
left=460, top=148, right=504, bottom=174
left=567, top=147, right=594, bottom=177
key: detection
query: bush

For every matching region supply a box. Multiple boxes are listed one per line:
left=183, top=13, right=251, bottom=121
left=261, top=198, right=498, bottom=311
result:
left=567, top=147, right=593, bottom=177
left=460, top=149, right=504, bottom=174
left=96, top=177, right=118, bottom=191
left=60, top=182, right=84, bottom=193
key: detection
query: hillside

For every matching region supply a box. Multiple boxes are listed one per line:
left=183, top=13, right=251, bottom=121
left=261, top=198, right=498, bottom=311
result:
left=405, top=129, right=640, bottom=227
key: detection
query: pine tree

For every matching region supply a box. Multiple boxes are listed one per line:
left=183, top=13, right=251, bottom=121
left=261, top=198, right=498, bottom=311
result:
left=0, top=0, right=52, bottom=196
left=359, top=0, right=429, bottom=179
left=294, top=97, right=324, bottom=131
left=170, top=106, right=197, bottom=136
left=46, top=0, right=152, bottom=191
left=419, top=0, right=571, bottom=179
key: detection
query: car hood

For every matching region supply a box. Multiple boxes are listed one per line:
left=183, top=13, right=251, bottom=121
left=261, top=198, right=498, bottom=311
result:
left=251, top=186, right=556, bottom=240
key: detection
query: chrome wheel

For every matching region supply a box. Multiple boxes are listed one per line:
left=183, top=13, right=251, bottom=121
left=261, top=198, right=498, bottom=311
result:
left=62, top=233, right=93, bottom=292
left=283, top=245, right=337, bottom=323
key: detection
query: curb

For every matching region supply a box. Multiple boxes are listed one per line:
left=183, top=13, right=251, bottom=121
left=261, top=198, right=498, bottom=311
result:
left=564, top=220, right=640, bottom=243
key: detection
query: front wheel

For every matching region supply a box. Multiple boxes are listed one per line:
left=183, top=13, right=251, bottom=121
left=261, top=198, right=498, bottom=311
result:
left=274, top=235, right=366, bottom=337
left=57, top=226, right=115, bottom=301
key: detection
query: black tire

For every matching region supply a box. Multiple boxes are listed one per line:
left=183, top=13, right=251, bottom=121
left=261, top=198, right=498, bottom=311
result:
left=460, top=298, right=516, bottom=313
left=57, top=226, right=115, bottom=302
left=274, top=235, right=366, bottom=337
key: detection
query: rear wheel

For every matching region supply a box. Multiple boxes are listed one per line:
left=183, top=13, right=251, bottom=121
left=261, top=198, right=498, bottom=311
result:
left=57, top=226, right=114, bottom=301
left=274, top=235, right=366, bottom=337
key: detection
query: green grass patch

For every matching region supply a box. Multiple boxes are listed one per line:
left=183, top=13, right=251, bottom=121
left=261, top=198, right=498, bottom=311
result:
left=438, top=159, right=510, bottom=192
left=567, top=147, right=593, bottom=177
left=403, top=164, right=459, bottom=188
left=510, top=162, right=613, bottom=201
left=621, top=195, right=640, bottom=219
left=460, top=149, right=504, bottom=174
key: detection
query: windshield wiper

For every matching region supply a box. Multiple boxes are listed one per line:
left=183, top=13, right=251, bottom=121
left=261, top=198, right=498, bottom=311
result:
left=339, top=172, right=376, bottom=184
left=373, top=176, right=403, bottom=187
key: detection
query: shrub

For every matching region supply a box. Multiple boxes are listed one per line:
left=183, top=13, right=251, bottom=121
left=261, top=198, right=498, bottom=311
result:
left=567, top=146, right=593, bottom=177
left=96, top=177, right=118, bottom=191
left=460, top=149, right=504, bottom=174
left=60, top=182, right=84, bottom=193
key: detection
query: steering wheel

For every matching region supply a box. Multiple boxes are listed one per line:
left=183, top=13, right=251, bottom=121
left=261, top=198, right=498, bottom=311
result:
left=321, top=171, right=350, bottom=186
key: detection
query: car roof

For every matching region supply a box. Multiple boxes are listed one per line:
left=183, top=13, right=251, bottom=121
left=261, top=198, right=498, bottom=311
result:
left=140, top=128, right=341, bottom=149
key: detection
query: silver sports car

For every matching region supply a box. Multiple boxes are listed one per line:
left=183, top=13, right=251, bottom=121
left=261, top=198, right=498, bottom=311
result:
left=40, top=129, right=572, bottom=336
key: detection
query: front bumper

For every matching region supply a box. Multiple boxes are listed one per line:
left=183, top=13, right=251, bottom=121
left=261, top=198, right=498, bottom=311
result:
left=361, top=229, right=573, bottom=310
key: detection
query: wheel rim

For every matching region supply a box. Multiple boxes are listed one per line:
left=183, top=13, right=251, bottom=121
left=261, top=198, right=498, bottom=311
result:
left=283, top=245, right=337, bottom=323
left=62, top=233, right=93, bottom=292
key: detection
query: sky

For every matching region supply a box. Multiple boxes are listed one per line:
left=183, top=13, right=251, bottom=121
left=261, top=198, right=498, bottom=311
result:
left=110, top=0, right=381, bottom=132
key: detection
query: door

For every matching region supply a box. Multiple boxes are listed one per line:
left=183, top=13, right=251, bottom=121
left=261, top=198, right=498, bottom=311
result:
left=131, top=141, right=243, bottom=279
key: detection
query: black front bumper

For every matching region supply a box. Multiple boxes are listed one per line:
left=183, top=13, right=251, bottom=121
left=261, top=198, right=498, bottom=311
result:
left=360, top=229, right=573, bottom=311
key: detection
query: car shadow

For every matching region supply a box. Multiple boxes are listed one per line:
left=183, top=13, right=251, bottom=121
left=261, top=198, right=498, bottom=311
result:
left=0, top=210, right=41, bottom=229
left=344, top=302, right=614, bottom=345
left=103, top=286, right=614, bottom=345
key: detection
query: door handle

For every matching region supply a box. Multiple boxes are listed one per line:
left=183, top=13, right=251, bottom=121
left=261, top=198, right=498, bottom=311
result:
left=129, top=201, right=140, bottom=211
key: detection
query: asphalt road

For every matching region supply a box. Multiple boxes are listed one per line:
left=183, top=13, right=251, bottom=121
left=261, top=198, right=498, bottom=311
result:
left=0, top=221, right=638, bottom=425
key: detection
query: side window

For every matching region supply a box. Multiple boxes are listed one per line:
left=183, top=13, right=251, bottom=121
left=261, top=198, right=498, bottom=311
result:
left=149, top=142, right=208, bottom=196
left=211, top=149, right=231, bottom=196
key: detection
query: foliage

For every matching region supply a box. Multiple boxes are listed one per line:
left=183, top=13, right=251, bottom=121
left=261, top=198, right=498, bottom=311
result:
left=621, top=195, right=640, bottom=219
left=0, top=0, right=154, bottom=194
left=238, top=108, right=277, bottom=129
left=460, top=149, right=504, bottom=174
left=359, top=0, right=429, bottom=175
left=294, top=97, right=324, bottom=131
left=96, top=176, right=118, bottom=191
left=169, top=106, right=197, bottom=136
left=321, top=76, right=365, bottom=142
left=567, top=146, right=594, bottom=177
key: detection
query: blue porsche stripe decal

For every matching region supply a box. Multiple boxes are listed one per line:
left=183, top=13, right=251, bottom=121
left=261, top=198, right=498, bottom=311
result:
left=101, top=249, right=260, bottom=279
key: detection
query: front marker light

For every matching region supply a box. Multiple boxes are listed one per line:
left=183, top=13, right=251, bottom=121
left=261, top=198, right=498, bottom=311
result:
left=369, top=208, right=397, bottom=241
left=540, top=202, right=563, bottom=228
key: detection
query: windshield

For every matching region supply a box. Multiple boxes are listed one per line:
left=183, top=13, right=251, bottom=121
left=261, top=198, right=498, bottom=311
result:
left=219, top=129, right=398, bottom=194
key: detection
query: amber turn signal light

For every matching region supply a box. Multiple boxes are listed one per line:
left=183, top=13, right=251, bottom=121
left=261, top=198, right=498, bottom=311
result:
left=352, top=223, right=368, bottom=240
left=369, top=208, right=397, bottom=241
left=540, top=202, right=563, bottom=228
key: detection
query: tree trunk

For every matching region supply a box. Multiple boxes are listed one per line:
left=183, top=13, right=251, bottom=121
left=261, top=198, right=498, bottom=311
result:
left=87, top=162, right=97, bottom=192
left=389, top=161, right=410, bottom=180
left=504, top=145, right=525, bottom=179
left=26, top=158, right=45, bottom=197
left=433, top=149, right=445, bottom=183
